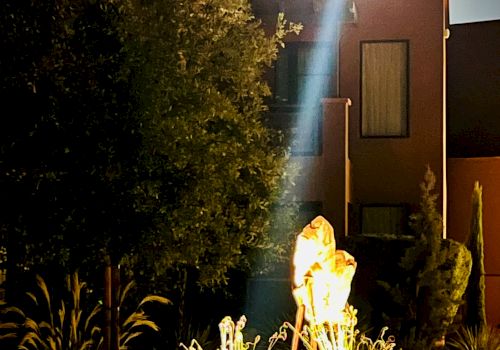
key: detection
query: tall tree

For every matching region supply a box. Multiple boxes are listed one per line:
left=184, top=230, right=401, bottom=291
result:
left=0, top=0, right=300, bottom=304
left=0, top=0, right=141, bottom=277
left=379, top=167, right=471, bottom=349
left=465, top=181, right=487, bottom=329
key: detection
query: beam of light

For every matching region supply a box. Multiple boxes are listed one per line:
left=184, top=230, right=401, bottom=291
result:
left=289, top=0, right=344, bottom=199
left=292, top=0, right=343, bottom=164
left=244, top=0, right=346, bottom=328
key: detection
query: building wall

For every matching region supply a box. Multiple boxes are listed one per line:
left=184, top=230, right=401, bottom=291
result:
left=448, top=157, right=500, bottom=327
left=447, top=21, right=500, bottom=158
left=339, top=0, right=445, bottom=220
left=291, top=98, right=351, bottom=235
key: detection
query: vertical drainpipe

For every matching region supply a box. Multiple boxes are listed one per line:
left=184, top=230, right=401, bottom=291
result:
left=442, top=0, right=450, bottom=239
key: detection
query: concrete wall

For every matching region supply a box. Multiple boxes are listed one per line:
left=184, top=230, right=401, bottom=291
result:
left=448, top=157, right=500, bottom=327
left=339, top=0, right=445, bottom=218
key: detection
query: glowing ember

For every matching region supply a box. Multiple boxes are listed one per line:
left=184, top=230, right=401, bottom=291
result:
left=292, top=216, right=357, bottom=325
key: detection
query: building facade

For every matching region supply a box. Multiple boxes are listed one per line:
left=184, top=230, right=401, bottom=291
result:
left=253, top=0, right=500, bottom=327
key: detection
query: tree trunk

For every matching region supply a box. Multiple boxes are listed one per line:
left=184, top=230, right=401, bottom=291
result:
left=104, top=263, right=120, bottom=350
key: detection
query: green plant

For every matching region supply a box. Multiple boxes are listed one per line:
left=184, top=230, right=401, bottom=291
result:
left=464, top=181, right=487, bottom=330
left=355, top=327, right=396, bottom=350
left=116, top=281, right=171, bottom=349
left=176, top=322, right=217, bottom=350
left=180, top=316, right=261, bottom=350
left=180, top=309, right=397, bottom=350
left=244, top=310, right=297, bottom=350
left=0, top=273, right=170, bottom=350
left=447, top=325, right=500, bottom=350
left=0, top=0, right=301, bottom=319
left=378, top=166, right=472, bottom=349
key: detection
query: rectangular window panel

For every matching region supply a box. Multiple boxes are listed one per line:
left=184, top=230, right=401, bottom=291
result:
left=275, top=51, right=290, bottom=103
left=361, top=205, right=407, bottom=236
left=266, top=106, right=322, bottom=156
left=297, top=46, right=331, bottom=104
left=361, top=41, right=409, bottom=137
left=275, top=43, right=333, bottom=105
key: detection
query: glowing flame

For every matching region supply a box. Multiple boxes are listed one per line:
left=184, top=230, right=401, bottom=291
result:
left=292, top=216, right=357, bottom=326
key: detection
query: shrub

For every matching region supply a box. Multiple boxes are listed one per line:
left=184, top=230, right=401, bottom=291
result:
left=378, top=167, right=472, bottom=349
left=447, top=325, right=500, bottom=350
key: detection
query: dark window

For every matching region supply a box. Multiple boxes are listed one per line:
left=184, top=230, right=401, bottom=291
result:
left=275, top=42, right=334, bottom=104
left=360, top=204, right=408, bottom=236
left=267, top=105, right=322, bottom=156
left=297, top=201, right=323, bottom=228
left=360, top=40, right=409, bottom=137
left=269, top=42, right=334, bottom=156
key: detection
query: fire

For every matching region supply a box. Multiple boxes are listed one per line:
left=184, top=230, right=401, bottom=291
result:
left=292, top=216, right=357, bottom=348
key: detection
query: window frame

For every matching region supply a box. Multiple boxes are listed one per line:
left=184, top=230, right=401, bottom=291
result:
left=359, top=203, right=410, bottom=236
left=267, top=104, right=323, bottom=156
left=359, top=39, right=410, bottom=138
left=268, top=41, right=335, bottom=156
left=274, top=41, right=336, bottom=105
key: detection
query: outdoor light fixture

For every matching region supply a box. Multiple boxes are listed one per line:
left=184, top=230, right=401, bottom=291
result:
left=291, top=216, right=357, bottom=350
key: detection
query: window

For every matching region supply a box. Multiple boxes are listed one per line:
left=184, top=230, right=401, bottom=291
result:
left=297, top=201, right=323, bottom=228
left=360, top=204, right=408, bottom=236
left=267, top=105, right=322, bottom=156
left=269, top=42, right=334, bottom=155
left=275, top=42, right=334, bottom=104
left=360, top=41, right=409, bottom=137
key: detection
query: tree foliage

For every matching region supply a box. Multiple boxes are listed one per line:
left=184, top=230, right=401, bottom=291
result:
left=0, top=0, right=301, bottom=297
left=0, top=0, right=139, bottom=274
left=464, top=181, right=487, bottom=330
left=379, top=167, right=471, bottom=349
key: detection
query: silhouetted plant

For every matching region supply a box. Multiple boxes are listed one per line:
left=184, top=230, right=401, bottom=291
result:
left=378, top=166, right=472, bottom=349
left=180, top=312, right=396, bottom=350
left=0, top=2, right=302, bottom=338
left=447, top=325, right=500, bottom=350
left=0, top=273, right=170, bottom=350
left=464, top=181, right=487, bottom=330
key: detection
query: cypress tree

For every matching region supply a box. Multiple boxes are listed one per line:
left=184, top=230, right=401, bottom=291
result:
left=465, top=181, right=487, bottom=329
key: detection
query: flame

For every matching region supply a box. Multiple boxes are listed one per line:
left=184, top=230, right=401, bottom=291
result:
left=292, top=216, right=357, bottom=326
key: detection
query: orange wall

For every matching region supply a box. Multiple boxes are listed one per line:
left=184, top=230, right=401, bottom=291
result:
left=339, top=0, right=445, bottom=211
left=448, top=157, right=500, bottom=327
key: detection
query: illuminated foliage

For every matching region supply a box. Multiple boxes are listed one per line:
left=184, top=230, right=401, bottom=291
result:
left=0, top=0, right=300, bottom=301
left=379, top=167, right=472, bottom=349
left=464, top=182, right=487, bottom=330
left=0, top=273, right=169, bottom=350
left=116, top=0, right=301, bottom=290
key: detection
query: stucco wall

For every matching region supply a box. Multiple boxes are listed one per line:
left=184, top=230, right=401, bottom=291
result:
left=448, top=157, right=500, bottom=327
left=292, top=98, right=351, bottom=235
left=339, top=0, right=445, bottom=213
